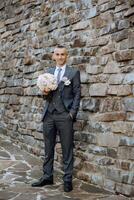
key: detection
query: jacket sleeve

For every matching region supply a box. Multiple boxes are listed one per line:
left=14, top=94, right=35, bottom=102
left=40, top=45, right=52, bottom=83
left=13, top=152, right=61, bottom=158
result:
left=70, top=70, right=81, bottom=119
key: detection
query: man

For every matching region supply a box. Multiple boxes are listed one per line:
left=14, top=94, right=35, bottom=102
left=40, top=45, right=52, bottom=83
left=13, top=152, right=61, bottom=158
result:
left=32, top=45, right=81, bottom=192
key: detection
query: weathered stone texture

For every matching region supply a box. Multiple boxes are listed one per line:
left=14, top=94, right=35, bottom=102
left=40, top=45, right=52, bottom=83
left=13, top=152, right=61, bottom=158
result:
left=0, top=0, right=134, bottom=197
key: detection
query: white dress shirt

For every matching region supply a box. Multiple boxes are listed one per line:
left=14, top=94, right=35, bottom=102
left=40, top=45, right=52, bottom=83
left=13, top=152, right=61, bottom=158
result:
left=54, top=65, right=66, bottom=83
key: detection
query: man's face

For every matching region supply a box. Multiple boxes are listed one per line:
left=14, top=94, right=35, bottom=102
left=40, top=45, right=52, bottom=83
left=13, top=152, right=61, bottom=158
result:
left=53, top=48, right=68, bottom=66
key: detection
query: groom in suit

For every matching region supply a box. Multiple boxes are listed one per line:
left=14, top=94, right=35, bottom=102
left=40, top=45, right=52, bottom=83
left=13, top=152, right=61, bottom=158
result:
left=32, top=45, right=81, bottom=192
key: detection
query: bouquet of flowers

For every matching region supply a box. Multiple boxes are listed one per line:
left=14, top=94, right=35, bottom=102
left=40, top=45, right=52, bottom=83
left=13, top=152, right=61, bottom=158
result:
left=37, top=73, right=58, bottom=92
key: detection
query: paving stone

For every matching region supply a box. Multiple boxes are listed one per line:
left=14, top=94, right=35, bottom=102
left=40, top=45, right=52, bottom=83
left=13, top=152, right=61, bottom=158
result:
left=0, top=151, right=10, bottom=159
left=0, top=191, right=18, bottom=200
left=0, top=136, right=130, bottom=200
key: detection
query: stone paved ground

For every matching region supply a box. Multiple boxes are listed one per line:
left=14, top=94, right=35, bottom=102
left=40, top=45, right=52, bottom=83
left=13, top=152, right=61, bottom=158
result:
left=0, top=136, right=132, bottom=200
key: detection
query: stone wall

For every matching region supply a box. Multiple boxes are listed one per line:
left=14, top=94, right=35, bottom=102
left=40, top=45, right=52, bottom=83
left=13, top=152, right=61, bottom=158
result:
left=0, top=0, right=134, bottom=197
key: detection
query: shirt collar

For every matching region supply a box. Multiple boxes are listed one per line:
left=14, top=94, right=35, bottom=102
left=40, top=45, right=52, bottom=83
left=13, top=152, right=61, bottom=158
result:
left=56, top=64, right=66, bottom=71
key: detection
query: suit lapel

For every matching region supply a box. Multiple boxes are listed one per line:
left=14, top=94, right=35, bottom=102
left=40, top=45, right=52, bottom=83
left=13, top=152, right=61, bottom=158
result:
left=48, top=66, right=71, bottom=91
left=58, top=65, right=71, bottom=91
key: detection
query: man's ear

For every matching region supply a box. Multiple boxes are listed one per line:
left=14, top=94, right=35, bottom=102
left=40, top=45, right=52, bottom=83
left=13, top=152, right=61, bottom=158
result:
left=52, top=53, right=55, bottom=61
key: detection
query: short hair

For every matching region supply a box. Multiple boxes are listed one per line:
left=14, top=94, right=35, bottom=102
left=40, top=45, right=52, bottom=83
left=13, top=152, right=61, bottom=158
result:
left=56, top=45, right=66, bottom=49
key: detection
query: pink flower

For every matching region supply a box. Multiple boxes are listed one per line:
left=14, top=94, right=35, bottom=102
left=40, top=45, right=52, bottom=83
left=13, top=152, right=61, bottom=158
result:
left=37, top=73, right=58, bottom=92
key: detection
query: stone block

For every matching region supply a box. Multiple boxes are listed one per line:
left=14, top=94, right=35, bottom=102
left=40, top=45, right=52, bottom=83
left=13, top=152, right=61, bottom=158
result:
left=9, top=95, right=19, bottom=105
left=125, top=7, right=134, bottom=17
left=83, top=7, right=98, bottom=19
left=1, top=31, right=12, bottom=39
left=94, top=112, right=126, bottom=122
left=114, top=50, right=134, bottom=62
left=116, top=160, right=131, bottom=171
left=0, top=21, right=5, bottom=29
left=82, top=98, right=100, bottom=112
left=88, top=74, right=109, bottom=83
left=89, top=83, right=107, bottom=96
left=73, top=20, right=89, bottom=30
left=101, top=43, right=115, bottom=55
left=71, top=38, right=86, bottom=48
left=91, top=174, right=104, bottom=186
left=128, top=31, right=134, bottom=49
left=88, top=145, right=107, bottom=156
left=99, top=1, right=116, bottom=12
left=112, top=29, right=128, bottom=42
left=118, top=19, right=130, bottom=30
left=82, top=161, right=99, bottom=173
left=83, top=47, right=98, bottom=56
left=91, top=15, right=107, bottom=29
left=24, top=55, right=35, bottom=65
left=76, top=170, right=92, bottom=182
left=118, top=146, right=134, bottom=160
left=117, top=85, right=132, bottom=96
left=96, top=157, right=115, bottom=166
left=80, top=71, right=89, bottom=83
left=119, top=39, right=129, bottom=50
left=5, top=16, right=21, bottom=25
left=127, top=113, right=134, bottom=121
left=24, top=87, right=39, bottom=96
left=107, top=148, right=117, bottom=158
left=99, top=24, right=111, bottom=36
left=87, top=121, right=111, bottom=133
left=5, top=87, right=24, bottom=95
left=104, top=61, right=120, bottom=74
left=107, top=85, right=132, bottom=96
left=87, top=37, right=109, bottom=47
left=74, top=157, right=82, bottom=169
left=69, top=56, right=90, bottom=65
left=99, top=56, right=109, bottom=66
left=116, top=183, right=134, bottom=197
left=123, top=97, right=134, bottom=112
left=111, top=121, right=133, bottom=136
left=106, top=167, right=129, bottom=183
left=96, top=132, right=120, bottom=147
left=108, top=74, right=125, bottom=84
left=86, top=64, right=102, bottom=74
left=103, top=178, right=115, bottom=192
left=81, top=84, right=89, bottom=97
left=119, top=136, right=134, bottom=146
left=0, top=95, right=9, bottom=103
left=115, top=3, right=129, bottom=13
left=69, top=12, right=82, bottom=25
left=123, top=73, right=134, bottom=84
left=73, top=120, right=86, bottom=131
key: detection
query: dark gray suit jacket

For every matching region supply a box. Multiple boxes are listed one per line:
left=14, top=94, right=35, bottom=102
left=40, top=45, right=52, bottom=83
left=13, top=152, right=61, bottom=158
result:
left=42, top=66, right=81, bottom=121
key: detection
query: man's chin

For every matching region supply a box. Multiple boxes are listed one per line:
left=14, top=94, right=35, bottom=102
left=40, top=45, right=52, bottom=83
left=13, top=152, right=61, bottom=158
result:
left=58, top=63, right=65, bottom=66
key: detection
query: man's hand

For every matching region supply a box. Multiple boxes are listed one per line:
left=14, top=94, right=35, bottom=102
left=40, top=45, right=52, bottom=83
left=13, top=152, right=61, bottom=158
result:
left=43, top=88, right=51, bottom=95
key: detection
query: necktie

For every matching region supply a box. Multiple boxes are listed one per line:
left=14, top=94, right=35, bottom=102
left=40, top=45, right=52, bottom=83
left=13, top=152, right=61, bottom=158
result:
left=57, top=68, right=62, bottom=84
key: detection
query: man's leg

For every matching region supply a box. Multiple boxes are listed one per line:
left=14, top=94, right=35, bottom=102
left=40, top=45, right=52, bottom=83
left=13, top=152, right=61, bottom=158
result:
left=55, top=112, right=74, bottom=183
left=42, top=112, right=57, bottom=180
left=31, top=112, right=56, bottom=187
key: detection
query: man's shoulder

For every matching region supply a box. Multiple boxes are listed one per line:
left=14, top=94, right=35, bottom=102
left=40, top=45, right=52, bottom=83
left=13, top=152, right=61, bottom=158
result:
left=45, top=67, right=55, bottom=73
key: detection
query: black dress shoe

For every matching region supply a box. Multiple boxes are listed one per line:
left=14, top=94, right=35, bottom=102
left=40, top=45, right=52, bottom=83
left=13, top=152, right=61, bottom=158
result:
left=31, top=176, right=53, bottom=187
left=64, top=182, right=73, bottom=192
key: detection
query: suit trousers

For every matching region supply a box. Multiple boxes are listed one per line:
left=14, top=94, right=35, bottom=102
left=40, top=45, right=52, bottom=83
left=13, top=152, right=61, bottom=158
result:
left=42, top=110, right=74, bottom=182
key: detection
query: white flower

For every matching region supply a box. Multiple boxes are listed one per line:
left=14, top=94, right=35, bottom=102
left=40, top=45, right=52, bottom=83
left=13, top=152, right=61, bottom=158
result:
left=62, top=76, right=71, bottom=86
left=37, top=73, right=58, bottom=92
